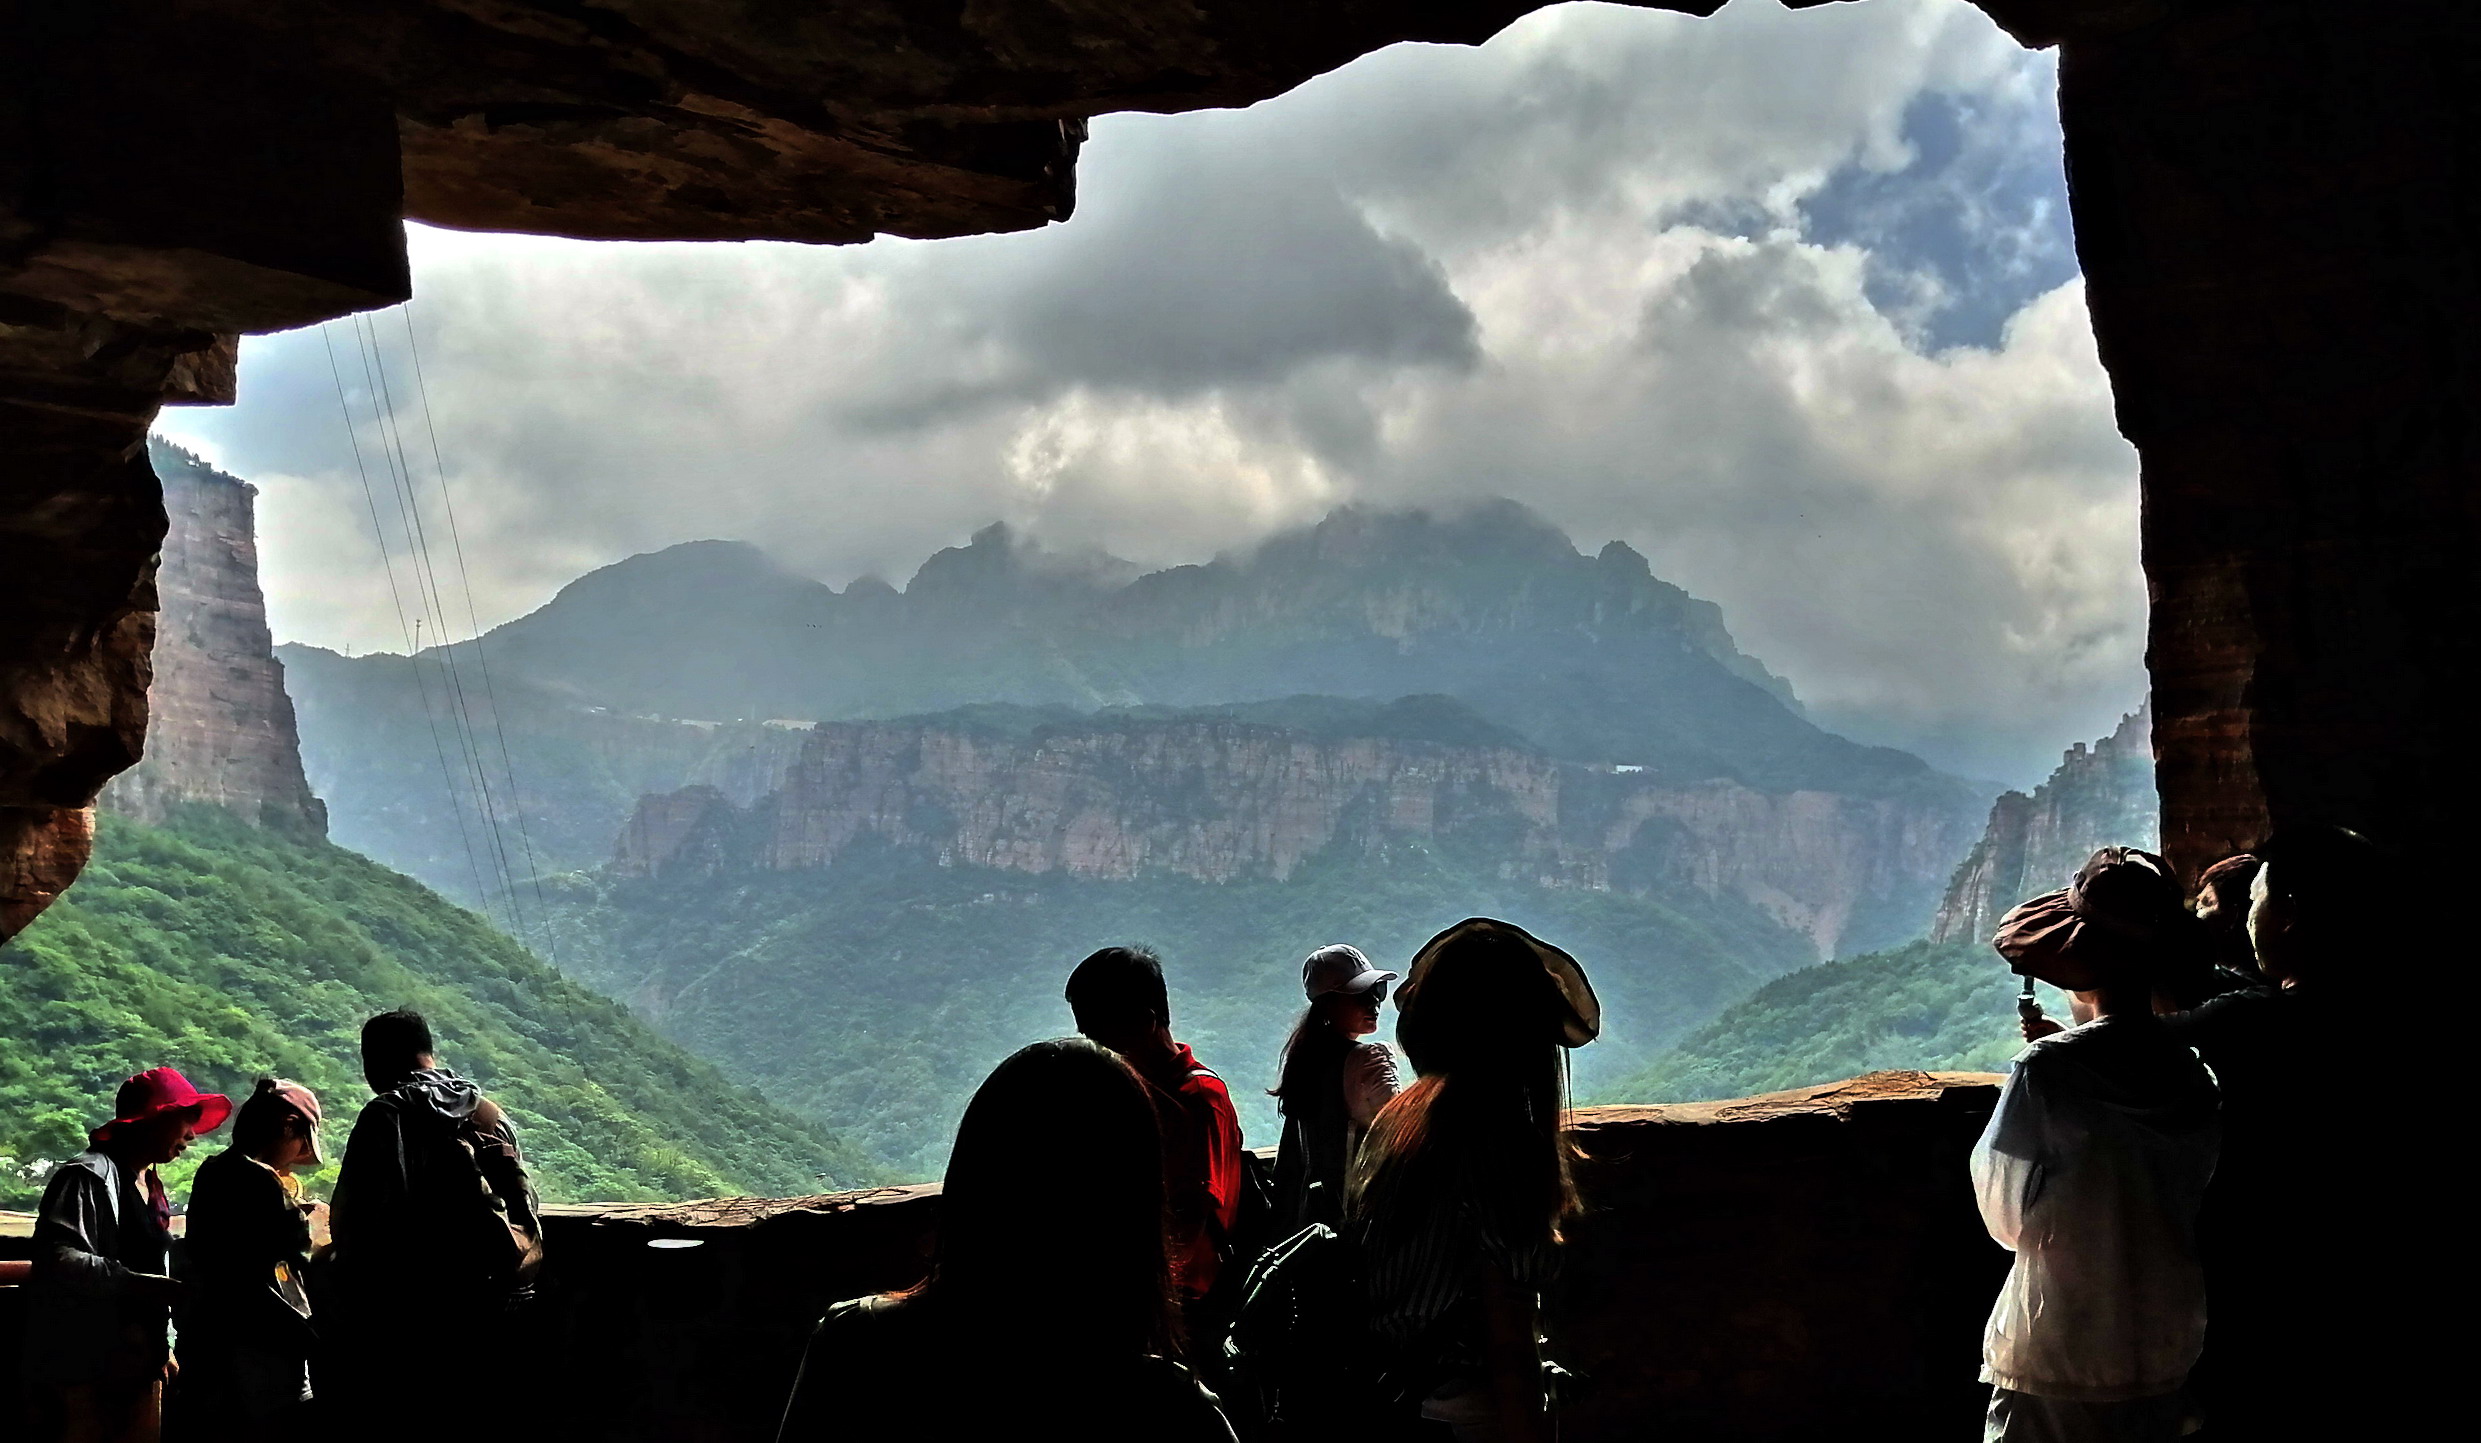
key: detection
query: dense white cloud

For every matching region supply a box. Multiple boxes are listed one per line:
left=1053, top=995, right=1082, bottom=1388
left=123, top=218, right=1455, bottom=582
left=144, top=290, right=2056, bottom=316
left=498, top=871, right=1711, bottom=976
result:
left=156, top=0, right=2142, bottom=785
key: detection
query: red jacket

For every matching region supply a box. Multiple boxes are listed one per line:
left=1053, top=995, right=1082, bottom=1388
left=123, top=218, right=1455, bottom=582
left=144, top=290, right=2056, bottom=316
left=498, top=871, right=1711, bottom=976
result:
left=1137, top=1042, right=1245, bottom=1300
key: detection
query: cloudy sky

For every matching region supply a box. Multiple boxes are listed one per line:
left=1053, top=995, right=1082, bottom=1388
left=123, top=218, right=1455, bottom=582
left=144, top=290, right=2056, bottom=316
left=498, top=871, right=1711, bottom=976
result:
left=155, top=0, right=2143, bottom=787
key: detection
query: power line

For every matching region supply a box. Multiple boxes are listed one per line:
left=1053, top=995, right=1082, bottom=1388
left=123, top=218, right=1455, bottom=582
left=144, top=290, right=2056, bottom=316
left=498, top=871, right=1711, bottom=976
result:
left=321, top=324, right=499, bottom=916
left=353, top=313, right=529, bottom=943
left=397, top=305, right=561, bottom=967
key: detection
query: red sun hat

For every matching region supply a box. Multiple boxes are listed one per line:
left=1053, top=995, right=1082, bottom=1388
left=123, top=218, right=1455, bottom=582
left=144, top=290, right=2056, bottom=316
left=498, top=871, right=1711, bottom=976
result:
left=91, top=1066, right=232, bottom=1144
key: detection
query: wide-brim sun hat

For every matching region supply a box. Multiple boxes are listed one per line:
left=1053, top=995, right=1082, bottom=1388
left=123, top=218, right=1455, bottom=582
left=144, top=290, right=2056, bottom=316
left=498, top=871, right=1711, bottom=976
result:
left=1993, top=845, right=2187, bottom=991
left=1302, top=943, right=1398, bottom=1000
left=91, top=1065, right=232, bottom=1144
left=1398, top=917, right=1600, bottom=1047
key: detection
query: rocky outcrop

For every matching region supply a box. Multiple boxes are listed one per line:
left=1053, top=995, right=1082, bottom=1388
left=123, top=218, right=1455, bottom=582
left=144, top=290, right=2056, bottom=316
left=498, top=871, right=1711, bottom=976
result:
left=1929, top=705, right=2155, bottom=944
left=96, top=444, right=325, bottom=834
left=618, top=707, right=1986, bottom=957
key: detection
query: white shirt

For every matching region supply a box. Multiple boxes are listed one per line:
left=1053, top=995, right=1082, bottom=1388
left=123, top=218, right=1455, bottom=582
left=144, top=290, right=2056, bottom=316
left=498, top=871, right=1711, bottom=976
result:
left=1973, top=1016, right=2220, bottom=1402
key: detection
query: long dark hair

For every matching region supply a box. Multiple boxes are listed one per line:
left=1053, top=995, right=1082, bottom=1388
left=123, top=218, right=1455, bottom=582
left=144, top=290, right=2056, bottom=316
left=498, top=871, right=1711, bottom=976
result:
left=1351, top=930, right=1579, bottom=1242
left=913, top=1038, right=1178, bottom=1357
left=1271, top=995, right=1357, bottom=1115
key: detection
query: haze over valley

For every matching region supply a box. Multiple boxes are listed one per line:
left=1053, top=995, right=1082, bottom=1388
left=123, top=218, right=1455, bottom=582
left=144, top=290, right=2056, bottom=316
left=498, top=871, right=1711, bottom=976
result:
left=270, top=496, right=2075, bottom=1171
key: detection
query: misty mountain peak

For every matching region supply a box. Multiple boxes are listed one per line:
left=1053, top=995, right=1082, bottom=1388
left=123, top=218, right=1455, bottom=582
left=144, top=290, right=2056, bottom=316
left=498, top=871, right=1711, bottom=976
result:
left=1597, top=538, right=1651, bottom=574
left=905, top=521, right=1139, bottom=600
left=570, top=539, right=785, bottom=593
left=1268, top=497, right=1578, bottom=571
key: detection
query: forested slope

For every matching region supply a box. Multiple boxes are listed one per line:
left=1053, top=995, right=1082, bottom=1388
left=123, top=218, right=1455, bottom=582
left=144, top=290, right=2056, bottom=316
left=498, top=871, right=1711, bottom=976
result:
left=1607, top=939, right=2039, bottom=1103
left=552, top=838, right=1815, bottom=1176
left=0, top=808, right=872, bottom=1206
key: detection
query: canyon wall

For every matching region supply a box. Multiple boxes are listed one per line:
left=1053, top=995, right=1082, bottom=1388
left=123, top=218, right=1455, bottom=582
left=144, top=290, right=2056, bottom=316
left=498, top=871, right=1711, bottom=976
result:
left=1929, top=705, right=2154, bottom=944
left=617, top=711, right=1984, bottom=958
left=96, top=445, right=325, bottom=834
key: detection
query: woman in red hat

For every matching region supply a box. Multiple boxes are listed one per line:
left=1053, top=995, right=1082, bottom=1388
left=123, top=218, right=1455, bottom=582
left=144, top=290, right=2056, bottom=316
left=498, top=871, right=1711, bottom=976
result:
left=22, top=1066, right=230, bottom=1443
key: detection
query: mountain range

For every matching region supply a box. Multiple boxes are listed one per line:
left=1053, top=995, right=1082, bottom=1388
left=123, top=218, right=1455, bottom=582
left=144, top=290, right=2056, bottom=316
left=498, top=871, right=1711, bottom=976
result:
left=282, top=501, right=1984, bottom=912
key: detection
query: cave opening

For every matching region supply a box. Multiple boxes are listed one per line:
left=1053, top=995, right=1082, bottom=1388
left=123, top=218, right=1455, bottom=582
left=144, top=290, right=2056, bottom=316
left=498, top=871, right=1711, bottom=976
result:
left=1, top=2, right=2466, bottom=1439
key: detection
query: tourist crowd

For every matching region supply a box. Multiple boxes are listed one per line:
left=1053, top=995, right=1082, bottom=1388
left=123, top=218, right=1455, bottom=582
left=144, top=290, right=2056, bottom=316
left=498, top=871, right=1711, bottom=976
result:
left=16, top=827, right=2376, bottom=1442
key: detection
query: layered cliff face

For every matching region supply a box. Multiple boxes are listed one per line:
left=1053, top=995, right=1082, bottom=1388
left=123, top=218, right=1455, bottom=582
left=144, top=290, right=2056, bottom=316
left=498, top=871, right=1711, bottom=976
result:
left=1928, top=704, right=2155, bottom=944
left=95, top=444, right=325, bottom=834
left=617, top=702, right=1984, bottom=959
left=293, top=500, right=1976, bottom=913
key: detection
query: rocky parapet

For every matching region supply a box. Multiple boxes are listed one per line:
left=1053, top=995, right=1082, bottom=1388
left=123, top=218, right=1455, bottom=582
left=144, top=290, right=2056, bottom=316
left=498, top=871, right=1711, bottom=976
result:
left=1928, top=705, right=2155, bottom=945
left=97, top=444, right=325, bottom=834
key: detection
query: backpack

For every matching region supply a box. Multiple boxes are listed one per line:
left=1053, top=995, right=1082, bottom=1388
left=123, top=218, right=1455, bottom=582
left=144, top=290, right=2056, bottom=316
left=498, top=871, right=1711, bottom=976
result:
left=358, top=1090, right=537, bottom=1301
left=1218, top=1223, right=1376, bottom=1442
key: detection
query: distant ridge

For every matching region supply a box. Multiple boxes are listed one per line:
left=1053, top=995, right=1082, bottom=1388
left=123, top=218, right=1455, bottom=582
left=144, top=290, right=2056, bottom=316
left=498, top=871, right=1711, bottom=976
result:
left=611, top=694, right=1982, bottom=958
left=404, top=500, right=1935, bottom=793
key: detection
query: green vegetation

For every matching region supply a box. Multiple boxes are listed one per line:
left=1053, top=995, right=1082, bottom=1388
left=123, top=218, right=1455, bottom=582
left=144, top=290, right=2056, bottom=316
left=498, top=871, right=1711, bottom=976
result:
left=0, top=807, right=872, bottom=1207
left=1605, top=938, right=2056, bottom=1103
left=549, top=837, right=1816, bottom=1178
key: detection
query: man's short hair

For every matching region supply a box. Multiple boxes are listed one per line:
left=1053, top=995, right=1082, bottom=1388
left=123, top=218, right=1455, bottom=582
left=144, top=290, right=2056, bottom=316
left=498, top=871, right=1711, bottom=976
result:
left=362, top=1008, right=435, bottom=1081
left=1065, top=947, right=1170, bottom=1033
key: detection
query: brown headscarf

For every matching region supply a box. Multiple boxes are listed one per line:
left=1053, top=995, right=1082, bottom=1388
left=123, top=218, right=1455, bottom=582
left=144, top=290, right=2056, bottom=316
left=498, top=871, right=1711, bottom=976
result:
left=1993, top=846, right=2188, bottom=991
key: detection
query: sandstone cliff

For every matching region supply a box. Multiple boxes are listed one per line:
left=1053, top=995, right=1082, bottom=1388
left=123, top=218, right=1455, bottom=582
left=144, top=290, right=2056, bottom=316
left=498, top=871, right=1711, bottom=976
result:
left=97, top=443, right=325, bottom=834
left=1928, top=704, right=2154, bottom=944
left=615, top=703, right=1984, bottom=958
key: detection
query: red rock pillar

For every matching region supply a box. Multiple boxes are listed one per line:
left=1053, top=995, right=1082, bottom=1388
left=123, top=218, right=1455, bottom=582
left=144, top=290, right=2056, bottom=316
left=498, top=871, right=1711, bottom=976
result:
left=2051, top=2, right=2477, bottom=876
left=1, top=6, right=408, bottom=940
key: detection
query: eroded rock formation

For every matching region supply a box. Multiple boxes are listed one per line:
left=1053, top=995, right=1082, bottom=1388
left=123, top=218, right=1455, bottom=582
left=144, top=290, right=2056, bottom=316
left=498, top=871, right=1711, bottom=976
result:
left=1929, top=704, right=2155, bottom=944
left=95, top=444, right=325, bottom=834
left=616, top=709, right=1984, bottom=957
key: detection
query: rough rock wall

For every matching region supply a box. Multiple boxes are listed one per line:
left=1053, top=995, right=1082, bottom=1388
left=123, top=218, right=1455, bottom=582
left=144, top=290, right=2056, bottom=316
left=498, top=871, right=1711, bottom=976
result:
left=528, top=1074, right=2007, bottom=1443
left=617, top=717, right=1984, bottom=957
left=2036, top=1, right=2476, bottom=877
left=95, top=446, right=325, bottom=834
left=1929, top=705, right=2155, bottom=944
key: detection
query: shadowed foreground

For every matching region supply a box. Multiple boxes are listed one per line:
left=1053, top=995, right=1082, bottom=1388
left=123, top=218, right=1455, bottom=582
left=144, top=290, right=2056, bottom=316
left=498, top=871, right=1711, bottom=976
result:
left=518, top=1072, right=2004, bottom=1442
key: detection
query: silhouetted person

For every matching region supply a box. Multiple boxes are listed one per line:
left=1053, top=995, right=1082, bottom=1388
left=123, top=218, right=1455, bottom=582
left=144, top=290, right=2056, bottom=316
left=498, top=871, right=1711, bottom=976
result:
left=1977, top=848, right=2220, bottom=1443
left=1271, top=944, right=1400, bottom=1230
left=1350, top=918, right=1599, bottom=1443
left=171, top=1078, right=324, bottom=1434
left=23, top=1067, right=230, bottom=1443
left=321, top=1010, right=541, bottom=1443
left=2164, top=829, right=2386, bottom=1441
left=776, top=1039, right=1235, bottom=1442
left=1067, top=947, right=1245, bottom=1319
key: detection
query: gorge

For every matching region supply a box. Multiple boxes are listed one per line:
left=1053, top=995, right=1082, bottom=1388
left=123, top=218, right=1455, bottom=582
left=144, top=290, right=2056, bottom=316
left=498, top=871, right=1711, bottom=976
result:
left=275, top=501, right=1994, bottom=1169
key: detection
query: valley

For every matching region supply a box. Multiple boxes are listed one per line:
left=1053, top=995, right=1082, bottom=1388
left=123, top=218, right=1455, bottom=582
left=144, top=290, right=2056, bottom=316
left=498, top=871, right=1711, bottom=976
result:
left=277, top=499, right=2011, bottom=1174
left=20, top=449, right=2156, bottom=1188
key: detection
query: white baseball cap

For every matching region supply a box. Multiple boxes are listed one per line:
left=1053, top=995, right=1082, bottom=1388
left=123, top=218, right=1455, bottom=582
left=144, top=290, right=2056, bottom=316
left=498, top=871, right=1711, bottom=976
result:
left=1302, top=944, right=1399, bottom=1000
